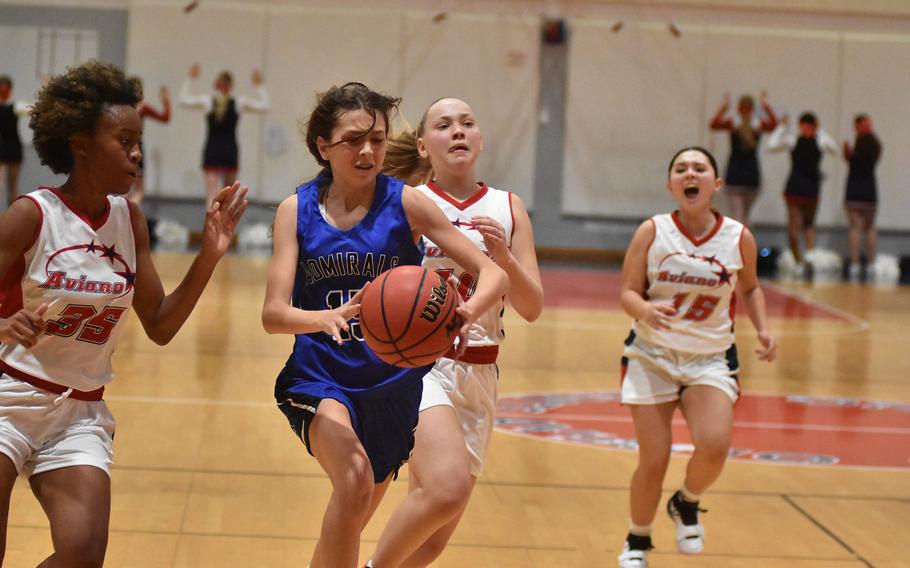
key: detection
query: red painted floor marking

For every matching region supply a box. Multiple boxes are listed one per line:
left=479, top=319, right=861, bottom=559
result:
left=496, top=392, right=910, bottom=468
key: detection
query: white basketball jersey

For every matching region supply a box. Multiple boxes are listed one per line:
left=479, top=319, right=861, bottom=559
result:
left=0, top=188, right=136, bottom=391
left=416, top=181, right=513, bottom=347
left=633, top=212, right=744, bottom=354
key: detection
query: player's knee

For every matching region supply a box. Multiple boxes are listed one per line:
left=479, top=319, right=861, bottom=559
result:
left=335, top=457, right=375, bottom=513
left=56, top=532, right=108, bottom=568
left=696, top=437, right=730, bottom=465
left=637, top=452, right=671, bottom=478
left=426, top=473, right=472, bottom=516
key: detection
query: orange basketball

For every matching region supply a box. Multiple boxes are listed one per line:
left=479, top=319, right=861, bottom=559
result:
left=359, top=265, right=460, bottom=368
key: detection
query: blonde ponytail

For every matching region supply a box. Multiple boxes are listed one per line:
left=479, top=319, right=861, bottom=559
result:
left=383, top=128, right=432, bottom=186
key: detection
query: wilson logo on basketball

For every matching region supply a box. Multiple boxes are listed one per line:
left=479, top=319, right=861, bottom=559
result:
left=420, top=283, right=450, bottom=323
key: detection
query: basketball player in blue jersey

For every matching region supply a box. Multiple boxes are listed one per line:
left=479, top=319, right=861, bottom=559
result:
left=370, top=97, right=543, bottom=568
left=0, top=61, right=247, bottom=566
left=616, top=147, right=777, bottom=568
left=261, top=84, right=507, bottom=568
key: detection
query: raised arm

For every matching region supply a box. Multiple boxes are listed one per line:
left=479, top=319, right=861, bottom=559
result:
left=260, top=195, right=362, bottom=343
left=130, top=183, right=247, bottom=345
left=709, top=93, right=733, bottom=131
left=766, top=118, right=795, bottom=152
left=178, top=64, right=212, bottom=112
left=817, top=128, right=839, bottom=155
left=758, top=91, right=779, bottom=132
left=0, top=198, right=47, bottom=348
left=470, top=194, right=543, bottom=322
left=141, top=86, right=171, bottom=123
left=237, top=69, right=268, bottom=113
left=620, top=220, right=675, bottom=331
left=403, top=186, right=508, bottom=335
left=735, top=228, right=777, bottom=361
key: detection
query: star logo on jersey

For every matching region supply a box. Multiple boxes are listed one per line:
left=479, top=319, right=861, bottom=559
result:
left=713, top=266, right=733, bottom=285
left=101, top=244, right=120, bottom=264
left=451, top=218, right=478, bottom=231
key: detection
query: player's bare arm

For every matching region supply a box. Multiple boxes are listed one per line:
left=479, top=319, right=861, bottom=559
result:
left=620, top=219, right=675, bottom=331
left=261, top=195, right=360, bottom=343
left=0, top=198, right=47, bottom=347
left=472, top=193, right=543, bottom=322
left=130, top=182, right=247, bottom=345
left=736, top=228, right=777, bottom=361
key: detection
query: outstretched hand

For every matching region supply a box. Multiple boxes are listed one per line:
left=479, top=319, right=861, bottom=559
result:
left=0, top=303, right=48, bottom=348
left=200, top=182, right=249, bottom=261
left=321, top=285, right=365, bottom=345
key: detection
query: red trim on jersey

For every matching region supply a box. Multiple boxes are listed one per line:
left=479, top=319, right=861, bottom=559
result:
left=0, top=361, right=104, bottom=401
left=45, top=187, right=111, bottom=231
left=126, top=198, right=141, bottom=243
left=671, top=210, right=724, bottom=247
left=17, top=195, right=43, bottom=252
left=426, top=180, right=489, bottom=211
left=508, top=192, right=516, bottom=241
left=0, top=196, right=41, bottom=319
left=643, top=218, right=657, bottom=291
left=0, top=254, right=25, bottom=318
left=737, top=225, right=746, bottom=267
left=444, top=344, right=499, bottom=364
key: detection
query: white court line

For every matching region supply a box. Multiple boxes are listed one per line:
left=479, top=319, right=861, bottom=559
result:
left=106, top=395, right=274, bottom=408
left=496, top=412, right=910, bottom=435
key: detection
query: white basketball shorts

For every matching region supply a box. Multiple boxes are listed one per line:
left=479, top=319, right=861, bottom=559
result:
left=419, top=358, right=498, bottom=477
left=0, top=373, right=115, bottom=477
left=621, top=335, right=740, bottom=405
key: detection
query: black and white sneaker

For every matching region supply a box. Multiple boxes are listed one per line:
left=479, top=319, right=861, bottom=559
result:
left=666, top=490, right=706, bottom=554
left=617, top=533, right=652, bottom=567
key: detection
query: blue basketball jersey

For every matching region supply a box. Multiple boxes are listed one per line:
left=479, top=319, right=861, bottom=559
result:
left=282, top=174, right=429, bottom=393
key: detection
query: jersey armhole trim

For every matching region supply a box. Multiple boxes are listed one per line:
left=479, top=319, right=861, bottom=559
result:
left=508, top=192, right=516, bottom=243
left=737, top=225, right=746, bottom=268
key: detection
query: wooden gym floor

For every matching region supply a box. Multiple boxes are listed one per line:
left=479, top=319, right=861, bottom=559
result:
left=6, top=252, right=910, bottom=567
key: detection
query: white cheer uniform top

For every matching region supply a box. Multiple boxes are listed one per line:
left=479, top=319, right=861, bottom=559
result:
left=0, top=188, right=136, bottom=391
left=416, top=181, right=513, bottom=351
left=633, top=212, right=744, bottom=354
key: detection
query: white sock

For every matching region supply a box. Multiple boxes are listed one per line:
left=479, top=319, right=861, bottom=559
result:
left=629, top=520, right=652, bottom=537
left=680, top=484, right=701, bottom=503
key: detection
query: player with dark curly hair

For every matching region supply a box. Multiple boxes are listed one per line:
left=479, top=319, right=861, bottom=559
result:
left=0, top=60, right=248, bottom=566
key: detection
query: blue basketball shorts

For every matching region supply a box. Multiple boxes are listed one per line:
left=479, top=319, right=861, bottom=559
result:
left=275, top=370, right=423, bottom=483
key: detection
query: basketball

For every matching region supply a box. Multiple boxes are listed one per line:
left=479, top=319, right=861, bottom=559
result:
left=359, top=265, right=460, bottom=368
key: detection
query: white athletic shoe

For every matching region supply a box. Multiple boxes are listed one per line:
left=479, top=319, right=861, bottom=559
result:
left=848, top=263, right=862, bottom=282
left=667, top=491, right=705, bottom=555
left=617, top=536, right=651, bottom=568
